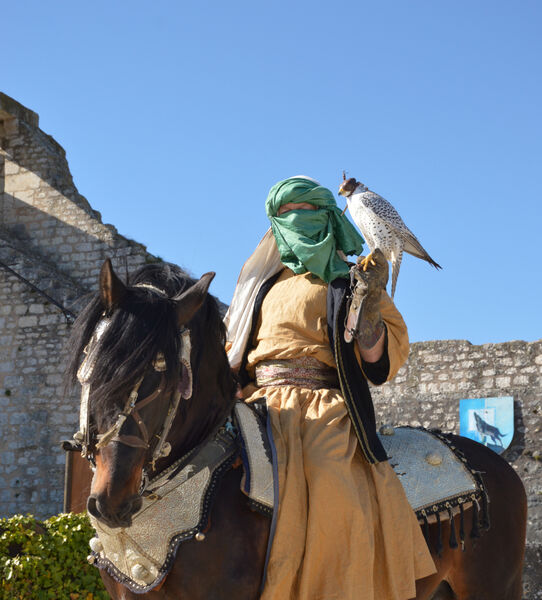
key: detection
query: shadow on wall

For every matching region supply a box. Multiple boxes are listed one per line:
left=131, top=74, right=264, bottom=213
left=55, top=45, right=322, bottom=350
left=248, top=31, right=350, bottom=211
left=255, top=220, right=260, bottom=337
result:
left=0, top=190, right=126, bottom=313
left=502, top=399, right=526, bottom=462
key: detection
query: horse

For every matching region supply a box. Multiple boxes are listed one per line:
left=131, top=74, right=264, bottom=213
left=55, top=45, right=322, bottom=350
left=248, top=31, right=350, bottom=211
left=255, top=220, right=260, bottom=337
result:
left=66, top=259, right=527, bottom=600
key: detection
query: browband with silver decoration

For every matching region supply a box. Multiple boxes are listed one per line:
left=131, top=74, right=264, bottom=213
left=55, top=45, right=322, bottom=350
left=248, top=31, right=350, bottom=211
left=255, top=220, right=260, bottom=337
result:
left=133, top=283, right=169, bottom=297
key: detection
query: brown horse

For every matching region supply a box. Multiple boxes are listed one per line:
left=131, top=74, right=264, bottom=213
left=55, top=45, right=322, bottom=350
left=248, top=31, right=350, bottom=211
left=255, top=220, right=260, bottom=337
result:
left=66, top=259, right=526, bottom=600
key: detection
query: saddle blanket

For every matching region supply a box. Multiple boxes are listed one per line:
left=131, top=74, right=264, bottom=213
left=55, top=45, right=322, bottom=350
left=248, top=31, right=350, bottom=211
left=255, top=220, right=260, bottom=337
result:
left=377, top=426, right=485, bottom=522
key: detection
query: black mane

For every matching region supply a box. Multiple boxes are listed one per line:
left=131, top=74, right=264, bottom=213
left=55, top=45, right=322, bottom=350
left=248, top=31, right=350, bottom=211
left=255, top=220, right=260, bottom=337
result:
left=66, top=263, right=234, bottom=422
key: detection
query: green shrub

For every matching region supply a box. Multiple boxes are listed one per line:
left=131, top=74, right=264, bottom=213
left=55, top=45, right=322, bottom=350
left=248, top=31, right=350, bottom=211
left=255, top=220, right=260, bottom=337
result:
left=0, top=513, right=109, bottom=600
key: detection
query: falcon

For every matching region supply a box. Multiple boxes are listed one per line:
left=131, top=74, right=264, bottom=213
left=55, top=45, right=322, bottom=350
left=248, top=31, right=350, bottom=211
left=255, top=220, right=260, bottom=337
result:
left=338, top=175, right=441, bottom=298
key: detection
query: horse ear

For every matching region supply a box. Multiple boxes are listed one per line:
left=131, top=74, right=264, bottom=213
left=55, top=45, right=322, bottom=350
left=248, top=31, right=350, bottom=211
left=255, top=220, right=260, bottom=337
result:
left=173, top=272, right=216, bottom=327
left=100, top=259, right=127, bottom=314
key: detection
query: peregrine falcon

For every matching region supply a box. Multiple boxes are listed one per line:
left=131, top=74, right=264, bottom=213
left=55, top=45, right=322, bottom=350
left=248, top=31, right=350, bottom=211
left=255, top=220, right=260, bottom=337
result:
left=338, top=175, right=441, bottom=298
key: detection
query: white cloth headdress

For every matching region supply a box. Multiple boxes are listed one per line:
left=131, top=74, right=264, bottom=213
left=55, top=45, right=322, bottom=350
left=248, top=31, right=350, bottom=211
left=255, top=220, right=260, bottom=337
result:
left=224, top=229, right=282, bottom=369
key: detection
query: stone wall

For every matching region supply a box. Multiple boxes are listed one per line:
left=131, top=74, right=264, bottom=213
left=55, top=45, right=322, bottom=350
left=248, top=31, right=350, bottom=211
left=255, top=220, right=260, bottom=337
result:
left=0, top=93, right=159, bottom=518
left=370, top=338, right=542, bottom=597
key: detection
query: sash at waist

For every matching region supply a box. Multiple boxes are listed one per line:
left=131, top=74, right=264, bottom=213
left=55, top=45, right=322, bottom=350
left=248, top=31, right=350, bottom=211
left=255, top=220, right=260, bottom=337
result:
left=254, top=357, right=339, bottom=390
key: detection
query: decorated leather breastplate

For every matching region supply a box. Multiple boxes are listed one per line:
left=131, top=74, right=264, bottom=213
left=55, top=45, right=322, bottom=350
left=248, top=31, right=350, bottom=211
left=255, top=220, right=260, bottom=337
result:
left=87, top=402, right=275, bottom=593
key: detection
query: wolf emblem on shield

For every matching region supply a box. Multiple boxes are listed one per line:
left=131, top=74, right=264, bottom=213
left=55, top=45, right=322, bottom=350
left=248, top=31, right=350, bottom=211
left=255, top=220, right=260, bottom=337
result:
left=473, top=411, right=506, bottom=447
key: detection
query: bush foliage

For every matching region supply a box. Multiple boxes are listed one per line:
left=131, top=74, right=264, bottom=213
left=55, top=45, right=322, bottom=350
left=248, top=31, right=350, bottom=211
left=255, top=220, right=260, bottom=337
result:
left=0, top=513, right=109, bottom=600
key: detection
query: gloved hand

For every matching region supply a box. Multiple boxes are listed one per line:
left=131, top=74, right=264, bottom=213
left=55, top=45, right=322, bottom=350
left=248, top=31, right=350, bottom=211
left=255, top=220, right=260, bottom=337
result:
left=349, top=248, right=389, bottom=349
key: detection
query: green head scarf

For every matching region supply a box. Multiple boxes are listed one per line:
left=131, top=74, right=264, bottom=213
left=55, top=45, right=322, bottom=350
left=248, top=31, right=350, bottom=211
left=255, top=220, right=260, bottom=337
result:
left=266, top=176, right=364, bottom=282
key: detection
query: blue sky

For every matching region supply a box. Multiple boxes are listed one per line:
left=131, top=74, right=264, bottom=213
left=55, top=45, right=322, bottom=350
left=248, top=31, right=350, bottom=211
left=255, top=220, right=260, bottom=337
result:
left=3, top=1, right=541, bottom=344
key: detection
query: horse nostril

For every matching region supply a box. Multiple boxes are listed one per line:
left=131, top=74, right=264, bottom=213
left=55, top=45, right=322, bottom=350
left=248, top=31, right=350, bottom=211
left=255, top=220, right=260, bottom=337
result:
left=87, top=495, right=100, bottom=519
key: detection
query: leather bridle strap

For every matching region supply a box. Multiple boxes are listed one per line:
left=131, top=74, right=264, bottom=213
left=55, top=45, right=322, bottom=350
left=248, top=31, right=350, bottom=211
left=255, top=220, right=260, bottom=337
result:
left=96, top=375, right=165, bottom=451
left=113, top=384, right=165, bottom=449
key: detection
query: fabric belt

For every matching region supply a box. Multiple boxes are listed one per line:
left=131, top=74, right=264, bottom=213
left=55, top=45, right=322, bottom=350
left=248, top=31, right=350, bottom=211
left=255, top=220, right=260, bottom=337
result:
left=255, top=357, right=339, bottom=390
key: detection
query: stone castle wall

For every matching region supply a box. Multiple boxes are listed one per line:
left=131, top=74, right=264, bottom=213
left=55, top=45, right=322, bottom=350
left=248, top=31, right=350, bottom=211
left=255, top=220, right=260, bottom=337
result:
left=0, top=93, right=159, bottom=517
left=0, top=93, right=540, bottom=595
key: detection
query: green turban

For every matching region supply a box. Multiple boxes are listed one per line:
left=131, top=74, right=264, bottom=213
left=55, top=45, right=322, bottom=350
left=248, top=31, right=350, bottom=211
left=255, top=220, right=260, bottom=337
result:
left=265, top=176, right=364, bottom=282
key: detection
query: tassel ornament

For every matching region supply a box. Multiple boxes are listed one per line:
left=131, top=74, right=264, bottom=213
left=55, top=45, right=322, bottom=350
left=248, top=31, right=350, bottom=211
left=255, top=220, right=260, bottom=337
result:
left=470, top=498, right=481, bottom=539
left=447, top=506, right=458, bottom=549
left=459, top=503, right=466, bottom=551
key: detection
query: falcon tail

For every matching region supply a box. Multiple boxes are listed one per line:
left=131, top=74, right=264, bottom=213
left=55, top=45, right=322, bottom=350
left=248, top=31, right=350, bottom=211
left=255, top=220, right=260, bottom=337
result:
left=391, top=251, right=403, bottom=300
left=401, top=234, right=442, bottom=270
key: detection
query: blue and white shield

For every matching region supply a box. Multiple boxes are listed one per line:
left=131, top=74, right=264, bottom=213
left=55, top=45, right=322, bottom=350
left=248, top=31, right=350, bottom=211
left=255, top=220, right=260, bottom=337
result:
left=459, top=396, right=514, bottom=454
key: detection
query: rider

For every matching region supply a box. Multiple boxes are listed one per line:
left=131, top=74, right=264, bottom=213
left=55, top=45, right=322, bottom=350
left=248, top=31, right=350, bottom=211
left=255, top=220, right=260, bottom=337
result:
left=225, top=176, right=435, bottom=600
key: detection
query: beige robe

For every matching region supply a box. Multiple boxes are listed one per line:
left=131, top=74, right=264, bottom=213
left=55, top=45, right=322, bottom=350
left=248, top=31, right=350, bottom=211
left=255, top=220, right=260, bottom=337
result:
left=242, top=269, right=436, bottom=600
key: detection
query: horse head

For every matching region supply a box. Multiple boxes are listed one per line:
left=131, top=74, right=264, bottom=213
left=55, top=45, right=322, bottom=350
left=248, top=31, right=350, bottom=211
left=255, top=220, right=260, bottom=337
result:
left=67, top=259, right=236, bottom=528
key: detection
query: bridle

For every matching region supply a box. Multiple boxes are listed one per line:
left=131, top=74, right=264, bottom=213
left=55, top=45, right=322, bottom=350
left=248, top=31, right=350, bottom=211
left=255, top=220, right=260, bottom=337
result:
left=71, top=283, right=193, bottom=492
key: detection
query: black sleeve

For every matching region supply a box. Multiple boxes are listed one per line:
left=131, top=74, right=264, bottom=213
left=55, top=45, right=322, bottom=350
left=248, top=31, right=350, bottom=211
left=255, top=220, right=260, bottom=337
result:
left=360, top=326, right=390, bottom=386
left=327, top=278, right=388, bottom=463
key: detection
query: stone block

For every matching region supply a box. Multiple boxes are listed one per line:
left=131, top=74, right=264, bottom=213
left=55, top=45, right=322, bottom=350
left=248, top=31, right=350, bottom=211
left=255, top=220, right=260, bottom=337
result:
left=3, top=118, right=19, bottom=136
left=18, top=316, right=38, bottom=328
left=46, top=374, right=62, bottom=386
left=39, top=315, right=60, bottom=326
left=28, top=304, right=44, bottom=314
left=2, top=452, right=14, bottom=465
left=4, top=160, right=19, bottom=175
left=5, top=171, right=41, bottom=193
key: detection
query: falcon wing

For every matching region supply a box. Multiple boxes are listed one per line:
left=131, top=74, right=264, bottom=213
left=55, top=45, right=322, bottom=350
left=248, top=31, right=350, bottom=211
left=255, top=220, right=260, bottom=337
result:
left=360, top=191, right=441, bottom=269
left=359, top=191, right=410, bottom=231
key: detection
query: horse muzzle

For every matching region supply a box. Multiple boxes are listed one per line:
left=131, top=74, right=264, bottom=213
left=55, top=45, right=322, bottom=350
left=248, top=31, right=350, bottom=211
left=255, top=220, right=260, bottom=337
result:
left=87, top=492, right=143, bottom=529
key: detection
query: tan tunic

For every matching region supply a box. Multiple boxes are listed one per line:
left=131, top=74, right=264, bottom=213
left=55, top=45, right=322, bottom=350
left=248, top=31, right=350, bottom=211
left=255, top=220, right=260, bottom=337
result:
left=243, top=269, right=435, bottom=600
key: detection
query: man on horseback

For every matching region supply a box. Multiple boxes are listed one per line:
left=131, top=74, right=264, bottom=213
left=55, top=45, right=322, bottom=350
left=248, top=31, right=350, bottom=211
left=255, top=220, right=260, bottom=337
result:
left=70, top=177, right=527, bottom=598
left=225, top=176, right=436, bottom=600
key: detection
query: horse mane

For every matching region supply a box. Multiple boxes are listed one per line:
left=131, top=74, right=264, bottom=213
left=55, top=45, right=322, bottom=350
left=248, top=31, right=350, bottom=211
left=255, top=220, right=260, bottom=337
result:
left=66, top=262, right=235, bottom=423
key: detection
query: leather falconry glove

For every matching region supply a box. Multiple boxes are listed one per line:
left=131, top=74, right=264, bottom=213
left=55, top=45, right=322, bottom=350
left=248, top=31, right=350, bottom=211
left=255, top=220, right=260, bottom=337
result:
left=344, top=248, right=389, bottom=349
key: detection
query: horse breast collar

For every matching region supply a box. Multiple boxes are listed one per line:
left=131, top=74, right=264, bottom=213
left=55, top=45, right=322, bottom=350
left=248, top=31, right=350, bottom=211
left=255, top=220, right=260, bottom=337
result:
left=87, top=402, right=276, bottom=593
